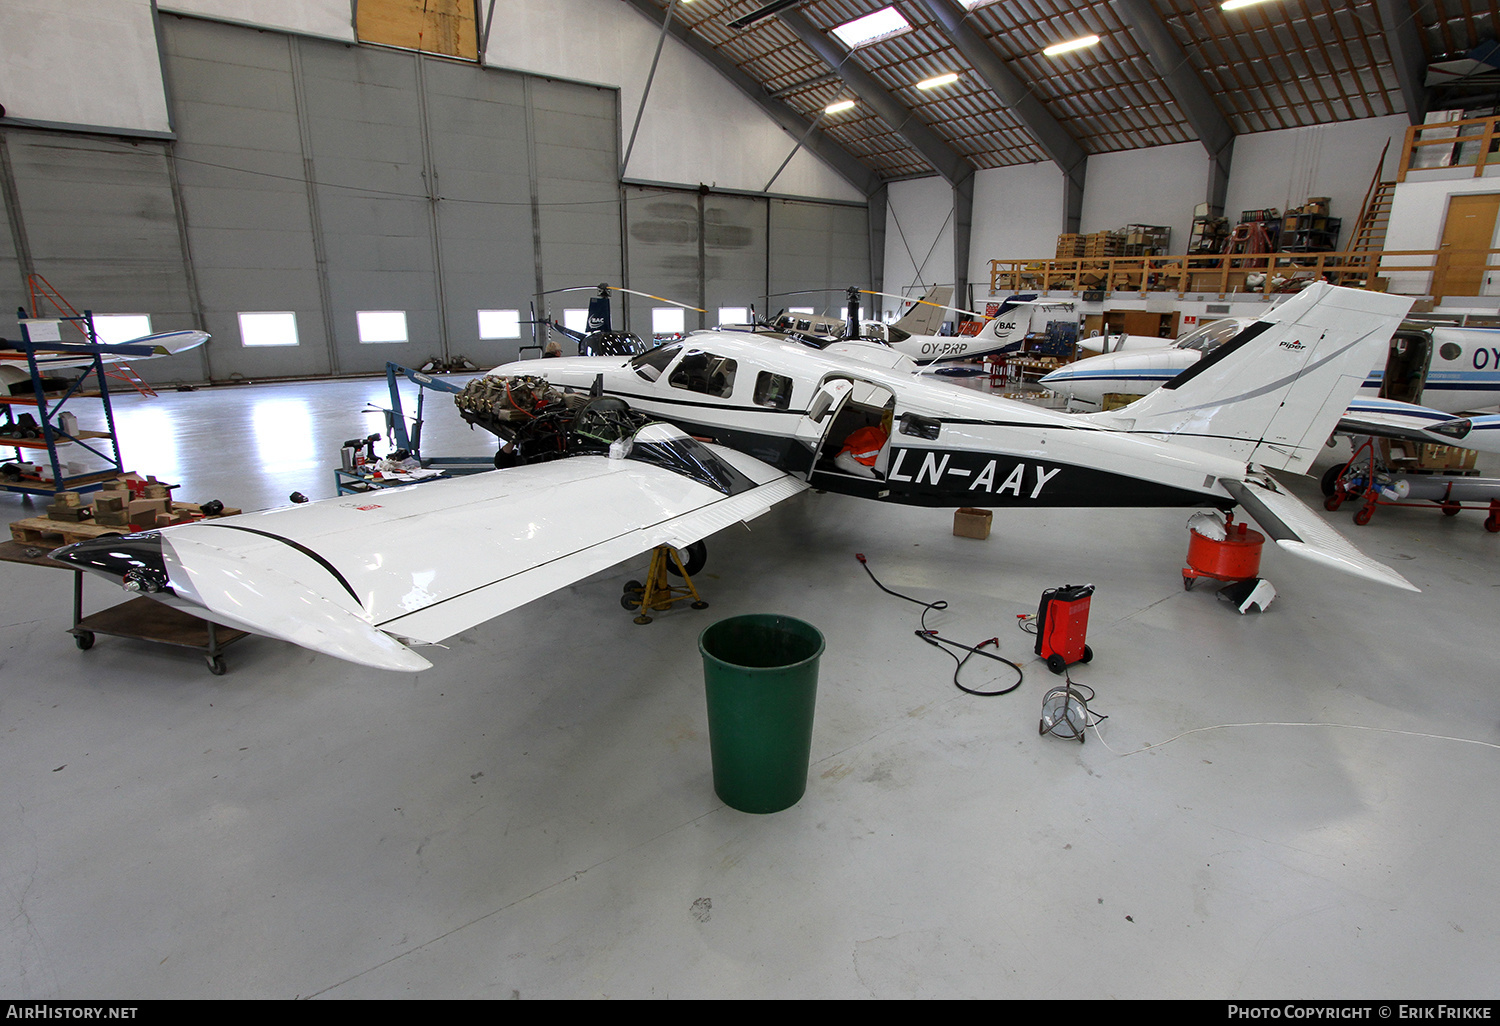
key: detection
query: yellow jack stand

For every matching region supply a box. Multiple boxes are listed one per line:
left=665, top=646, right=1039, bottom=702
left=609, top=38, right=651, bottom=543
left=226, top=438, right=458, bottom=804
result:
left=620, top=545, right=709, bottom=624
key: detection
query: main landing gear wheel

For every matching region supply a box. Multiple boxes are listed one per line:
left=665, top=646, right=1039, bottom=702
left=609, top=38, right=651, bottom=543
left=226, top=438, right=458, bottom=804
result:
left=1319, top=464, right=1345, bottom=498
left=666, top=540, right=707, bottom=577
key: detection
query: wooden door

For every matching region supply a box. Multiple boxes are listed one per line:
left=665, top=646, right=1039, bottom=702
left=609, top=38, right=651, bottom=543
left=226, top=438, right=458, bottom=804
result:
left=1434, top=193, right=1500, bottom=299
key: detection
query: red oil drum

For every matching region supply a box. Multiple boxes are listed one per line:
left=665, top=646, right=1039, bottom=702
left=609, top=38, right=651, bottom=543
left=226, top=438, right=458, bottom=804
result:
left=1183, top=517, right=1264, bottom=589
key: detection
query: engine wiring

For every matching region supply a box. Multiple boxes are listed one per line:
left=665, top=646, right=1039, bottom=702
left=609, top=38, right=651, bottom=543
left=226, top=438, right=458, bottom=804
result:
left=855, top=553, right=1023, bottom=697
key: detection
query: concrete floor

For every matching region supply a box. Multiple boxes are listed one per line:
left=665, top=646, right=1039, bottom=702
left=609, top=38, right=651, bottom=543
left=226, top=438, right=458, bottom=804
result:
left=1, top=374, right=1497, bottom=999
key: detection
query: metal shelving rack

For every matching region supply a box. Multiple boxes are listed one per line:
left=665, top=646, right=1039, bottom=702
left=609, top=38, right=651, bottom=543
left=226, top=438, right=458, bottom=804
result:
left=1, top=310, right=150, bottom=498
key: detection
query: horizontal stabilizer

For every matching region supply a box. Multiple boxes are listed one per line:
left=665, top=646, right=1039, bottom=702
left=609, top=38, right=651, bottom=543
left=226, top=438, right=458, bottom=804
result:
left=1219, top=476, right=1419, bottom=592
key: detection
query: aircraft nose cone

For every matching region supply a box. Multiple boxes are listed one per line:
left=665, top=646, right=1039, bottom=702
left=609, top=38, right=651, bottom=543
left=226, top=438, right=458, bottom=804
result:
left=50, top=533, right=174, bottom=595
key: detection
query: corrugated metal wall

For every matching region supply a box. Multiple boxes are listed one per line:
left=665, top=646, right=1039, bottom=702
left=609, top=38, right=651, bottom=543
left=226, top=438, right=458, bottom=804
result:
left=0, top=13, right=868, bottom=384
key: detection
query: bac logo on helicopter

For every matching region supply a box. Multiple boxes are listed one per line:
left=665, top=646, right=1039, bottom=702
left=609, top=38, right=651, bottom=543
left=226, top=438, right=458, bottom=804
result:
left=887, top=447, right=1060, bottom=499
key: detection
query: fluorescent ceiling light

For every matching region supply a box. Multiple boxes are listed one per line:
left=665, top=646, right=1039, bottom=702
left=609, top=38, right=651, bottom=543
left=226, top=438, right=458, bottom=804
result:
left=1221, top=0, right=1278, bottom=9
left=831, top=7, right=912, bottom=49
left=916, top=72, right=960, bottom=91
left=824, top=99, right=856, bottom=114
left=1043, top=34, right=1101, bottom=57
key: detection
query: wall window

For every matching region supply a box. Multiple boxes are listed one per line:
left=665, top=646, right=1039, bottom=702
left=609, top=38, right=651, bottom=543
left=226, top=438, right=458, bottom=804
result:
left=91, top=314, right=152, bottom=344
left=238, top=311, right=300, bottom=347
left=718, top=306, right=749, bottom=326
left=652, top=308, right=685, bottom=335
left=562, top=308, right=588, bottom=334
left=356, top=310, right=408, bottom=344
left=478, top=309, right=521, bottom=339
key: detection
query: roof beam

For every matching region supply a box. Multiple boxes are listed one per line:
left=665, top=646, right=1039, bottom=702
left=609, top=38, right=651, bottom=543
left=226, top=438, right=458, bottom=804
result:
left=1111, top=0, right=1236, bottom=215
left=618, top=0, right=880, bottom=195
left=778, top=8, right=973, bottom=187
left=1374, top=0, right=1429, bottom=124
left=913, top=0, right=1087, bottom=229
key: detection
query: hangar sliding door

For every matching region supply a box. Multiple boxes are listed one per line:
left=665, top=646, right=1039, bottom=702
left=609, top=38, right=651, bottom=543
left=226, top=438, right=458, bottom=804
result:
left=622, top=187, right=865, bottom=338
left=530, top=79, right=623, bottom=318
left=767, top=199, right=869, bottom=325
left=161, top=17, right=331, bottom=380
left=0, top=130, right=203, bottom=385
left=158, top=13, right=622, bottom=379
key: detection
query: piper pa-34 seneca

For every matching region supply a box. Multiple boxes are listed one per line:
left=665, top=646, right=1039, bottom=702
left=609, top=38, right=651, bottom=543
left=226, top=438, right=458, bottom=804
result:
left=54, top=283, right=1418, bottom=673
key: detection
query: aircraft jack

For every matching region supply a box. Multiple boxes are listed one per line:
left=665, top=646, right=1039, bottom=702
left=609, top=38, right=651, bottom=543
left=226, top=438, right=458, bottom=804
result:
left=620, top=545, right=709, bottom=624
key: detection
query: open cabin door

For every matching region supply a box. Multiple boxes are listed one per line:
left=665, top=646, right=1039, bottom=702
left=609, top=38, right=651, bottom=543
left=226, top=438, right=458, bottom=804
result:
left=794, top=379, right=855, bottom=480
left=793, top=377, right=898, bottom=496
left=1380, top=329, right=1432, bottom=404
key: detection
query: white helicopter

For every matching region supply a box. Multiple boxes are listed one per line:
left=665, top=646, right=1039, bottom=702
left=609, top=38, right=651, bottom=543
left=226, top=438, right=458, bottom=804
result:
left=53, top=283, right=1418, bottom=672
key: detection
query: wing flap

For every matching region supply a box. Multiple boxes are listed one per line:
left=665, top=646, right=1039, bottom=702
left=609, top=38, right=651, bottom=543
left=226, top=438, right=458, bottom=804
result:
left=1219, top=476, right=1419, bottom=592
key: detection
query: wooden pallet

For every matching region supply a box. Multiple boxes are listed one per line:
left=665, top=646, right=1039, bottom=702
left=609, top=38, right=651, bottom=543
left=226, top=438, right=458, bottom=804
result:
left=9, top=501, right=243, bottom=547
left=9, top=517, right=127, bottom=546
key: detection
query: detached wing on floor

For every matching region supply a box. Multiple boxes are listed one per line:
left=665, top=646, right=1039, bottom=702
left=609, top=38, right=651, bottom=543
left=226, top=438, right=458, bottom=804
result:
left=51, top=425, right=807, bottom=672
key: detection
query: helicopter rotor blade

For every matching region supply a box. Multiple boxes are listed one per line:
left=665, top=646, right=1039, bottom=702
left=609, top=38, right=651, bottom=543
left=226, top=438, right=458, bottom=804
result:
left=856, top=288, right=986, bottom=319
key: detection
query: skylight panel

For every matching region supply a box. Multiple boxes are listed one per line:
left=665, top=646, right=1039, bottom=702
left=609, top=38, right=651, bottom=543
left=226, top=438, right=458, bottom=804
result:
left=831, top=7, right=912, bottom=49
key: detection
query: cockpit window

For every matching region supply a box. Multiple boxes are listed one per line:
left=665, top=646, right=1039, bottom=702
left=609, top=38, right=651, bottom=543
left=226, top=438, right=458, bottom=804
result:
left=1174, top=318, right=1247, bottom=353
left=631, top=344, right=680, bottom=382
left=669, top=351, right=737, bottom=398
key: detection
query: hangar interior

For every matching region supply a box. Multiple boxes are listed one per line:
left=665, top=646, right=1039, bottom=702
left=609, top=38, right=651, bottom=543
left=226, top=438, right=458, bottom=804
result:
left=1, top=0, right=1498, bottom=1000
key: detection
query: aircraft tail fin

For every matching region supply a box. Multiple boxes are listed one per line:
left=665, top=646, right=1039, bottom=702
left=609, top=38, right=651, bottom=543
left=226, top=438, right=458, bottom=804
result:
left=891, top=285, right=953, bottom=335
left=1084, top=283, right=1413, bottom=474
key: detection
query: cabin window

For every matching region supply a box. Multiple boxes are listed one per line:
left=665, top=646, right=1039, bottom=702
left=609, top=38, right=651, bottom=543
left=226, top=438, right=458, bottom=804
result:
left=898, top=413, right=941, bottom=440
left=1439, top=342, right=1461, bottom=362
left=631, top=344, right=680, bottom=382
left=670, top=352, right=737, bottom=398
left=753, top=371, right=793, bottom=410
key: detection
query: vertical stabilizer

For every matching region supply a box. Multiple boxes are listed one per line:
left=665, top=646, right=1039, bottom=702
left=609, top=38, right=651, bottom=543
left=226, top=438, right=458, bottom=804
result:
left=1084, top=283, right=1413, bottom=474
left=892, top=286, right=954, bottom=335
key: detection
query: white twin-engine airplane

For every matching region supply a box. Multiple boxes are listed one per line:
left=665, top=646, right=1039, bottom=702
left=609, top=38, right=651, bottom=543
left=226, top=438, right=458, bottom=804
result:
left=54, top=284, right=1418, bottom=673
left=1038, top=316, right=1500, bottom=454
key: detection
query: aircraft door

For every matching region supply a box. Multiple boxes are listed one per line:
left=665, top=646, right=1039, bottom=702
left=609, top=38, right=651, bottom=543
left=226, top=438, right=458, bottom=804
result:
left=794, top=379, right=855, bottom=479
left=1381, top=330, right=1431, bottom=403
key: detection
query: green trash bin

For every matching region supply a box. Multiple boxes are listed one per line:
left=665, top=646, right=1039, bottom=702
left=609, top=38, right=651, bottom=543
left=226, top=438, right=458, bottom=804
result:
left=699, top=614, right=825, bottom=814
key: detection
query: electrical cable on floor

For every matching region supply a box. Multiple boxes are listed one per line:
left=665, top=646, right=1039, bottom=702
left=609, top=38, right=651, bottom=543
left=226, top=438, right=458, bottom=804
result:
left=855, top=553, right=1023, bottom=697
left=1087, top=719, right=1500, bottom=757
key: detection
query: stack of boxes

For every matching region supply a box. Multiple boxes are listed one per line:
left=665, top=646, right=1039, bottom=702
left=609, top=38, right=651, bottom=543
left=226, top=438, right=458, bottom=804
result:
left=1120, top=225, right=1170, bottom=256
left=1082, top=230, right=1123, bottom=259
